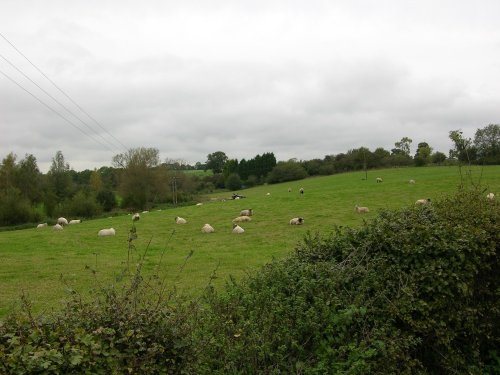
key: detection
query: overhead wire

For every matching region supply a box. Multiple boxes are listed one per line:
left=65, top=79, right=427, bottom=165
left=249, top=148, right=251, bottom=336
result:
left=0, top=31, right=129, bottom=154
left=0, top=67, right=117, bottom=154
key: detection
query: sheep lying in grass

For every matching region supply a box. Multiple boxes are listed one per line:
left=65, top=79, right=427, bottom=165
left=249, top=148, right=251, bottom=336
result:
left=289, top=217, right=304, bottom=225
left=486, top=192, right=495, bottom=200
left=57, top=217, right=68, bottom=225
left=53, top=224, right=63, bottom=231
left=132, top=213, right=140, bottom=222
left=98, top=228, right=116, bottom=237
left=142, top=210, right=149, bottom=214
left=233, top=216, right=252, bottom=222
left=409, top=179, right=416, bottom=184
left=37, top=223, right=47, bottom=228
left=196, top=203, right=203, bottom=206
left=175, top=216, right=187, bottom=224
left=69, top=219, right=81, bottom=225
left=376, top=177, right=383, bottom=183
left=232, top=224, right=245, bottom=234
left=355, top=205, right=369, bottom=213
left=415, top=198, right=431, bottom=205
left=240, top=209, right=253, bottom=217
left=201, top=224, right=215, bottom=233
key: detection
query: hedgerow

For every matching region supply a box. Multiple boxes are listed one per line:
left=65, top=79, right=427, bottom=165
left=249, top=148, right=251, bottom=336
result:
left=196, top=189, right=499, bottom=373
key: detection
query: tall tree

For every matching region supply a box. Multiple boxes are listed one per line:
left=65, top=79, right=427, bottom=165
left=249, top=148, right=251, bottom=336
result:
left=473, top=124, right=500, bottom=164
left=414, top=142, right=433, bottom=166
left=0, top=152, right=18, bottom=192
left=112, top=147, right=164, bottom=209
left=206, top=151, right=228, bottom=174
left=393, top=137, right=413, bottom=156
left=17, top=154, right=41, bottom=202
left=47, top=150, right=72, bottom=200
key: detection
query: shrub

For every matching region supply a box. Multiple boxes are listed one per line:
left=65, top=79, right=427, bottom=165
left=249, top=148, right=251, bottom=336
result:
left=267, top=161, right=308, bottom=184
left=225, top=173, right=242, bottom=191
left=196, top=190, right=499, bottom=373
left=0, top=188, right=41, bottom=226
left=0, top=229, right=198, bottom=374
left=96, top=190, right=117, bottom=212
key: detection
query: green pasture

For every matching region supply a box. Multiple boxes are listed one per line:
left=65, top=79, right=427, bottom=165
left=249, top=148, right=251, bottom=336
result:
left=0, top=165, right=498, bottom=318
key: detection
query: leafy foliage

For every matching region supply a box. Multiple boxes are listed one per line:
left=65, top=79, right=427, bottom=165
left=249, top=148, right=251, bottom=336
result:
left=197, top=190, right=499, bottom=373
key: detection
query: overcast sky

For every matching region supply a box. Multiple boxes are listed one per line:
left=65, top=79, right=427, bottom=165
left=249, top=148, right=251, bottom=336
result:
left=1, top=0, right=499, bottom=172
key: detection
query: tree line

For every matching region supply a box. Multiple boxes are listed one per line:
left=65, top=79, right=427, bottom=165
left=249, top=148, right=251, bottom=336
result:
left=0, top=124, right=498, bottom=227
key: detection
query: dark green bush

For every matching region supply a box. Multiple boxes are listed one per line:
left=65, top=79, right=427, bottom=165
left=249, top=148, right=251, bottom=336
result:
left=0, top=188, right=41, bottom=226
left=225, top=173, right=242, bottom=191
left=196, top=190, right=499, bottom=373
left=96, top=190, right=117, bottom=212
left=267, top=161, right=308, bottom=184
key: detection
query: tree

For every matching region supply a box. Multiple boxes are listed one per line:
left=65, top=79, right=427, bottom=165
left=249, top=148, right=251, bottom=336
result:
left=449, top=130, right=476, bottom=163
left=394, top=137, right=413, bottom=157
left=414, top=142, right=433, bottom=166
left=47, top=151, right=72, bottom=200
left=89, top=169, right=103, bottom=192
left=473, top=124, right=500, bottom=164
left=112, top=147, right=164, bottom=209
left=0, top=152, right=18, bottom=192
left=16, top=154, right=41, bottom=203
left=206, top=151, right=228, bottom=174
left=431, top=151, right=447, bottom=165
left=267, top=161, right=308, bottom=183
left=223, top=159, right=239, bottom=179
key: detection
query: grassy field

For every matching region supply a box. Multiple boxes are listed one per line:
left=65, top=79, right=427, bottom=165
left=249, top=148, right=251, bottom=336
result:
left=0, top=165, right=498, bottom=318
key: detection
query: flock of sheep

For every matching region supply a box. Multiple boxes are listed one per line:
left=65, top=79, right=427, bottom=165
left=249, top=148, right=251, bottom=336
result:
left=36, top=177, right=496, bottom=236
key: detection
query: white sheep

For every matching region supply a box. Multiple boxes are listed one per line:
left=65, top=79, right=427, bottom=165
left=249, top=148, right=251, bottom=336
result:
left=232, top=216, right=252, bottom=223
left=53, top=224, right=64, bottom=231
left=98, top=228, right=116, bottom=236
left=142, top=210, right=149, bottom=214
left=201, top=223, right=214, bottom=233
left=289, top=217, right=304, bottom=225
left=376, top=177, right=383, bottom=183
left=175, top=216, right=187, bottom=224
left=288, top=188, right=292, bottom=193
left=415, top=198, right=431, bottom=205
left=266, top=192, right=271, bottom=196
left=196, top=203, right=203, bottom=206
left=36, top=223, right=48, bottom=228
left=232, top=224, right=245, bottom=234
left=132, top=213, right=140, bottom=222
left=299, top=187, right=304, bottom=195
left=69, top=219, right=81, bottom=225
left=486, top=192, right=495, bottom=200
left=409, top=179, right=416, bottom=184
left=240, top=209, right=253, bottom=217
left=355, top=205, right=370, bottom=213
left=57, top=217, right=68, bottom=225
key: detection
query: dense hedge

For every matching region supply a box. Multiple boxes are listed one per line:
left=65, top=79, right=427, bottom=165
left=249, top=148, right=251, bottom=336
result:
left=197, top=190, right=499, bottom=373
left=0, top=190, right=498, bottom=373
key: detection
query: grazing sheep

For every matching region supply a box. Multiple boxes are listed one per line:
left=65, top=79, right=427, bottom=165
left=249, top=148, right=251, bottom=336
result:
left=57, top=217, right=68, bottom=225
left=142, top=210, right=149, bottom=214
left=98, top=228, right=116, bottom=236
left=355, top=205, right=370, bottom=213
left=201, top=223, right=215, bottom=233
left=415, top=198, right=431, bottom=205
left=409, top=179, right=416, bottom=184
left=266, top=192, right=271, bottom=196
left=69, top=219, right=81, bottom=225
left=196, top=203, right=203, bottom=206
left=233, top=216, right=252, bottom=222
left=486, top=192, right=495, bottom=200
left=376, top=177, right=383, bottom=183
left=299, top=187, right=304, bottom=195
left=232, top=224, right=245, bottom=234
left=36, top=223, right=48, bottom=228
left=53, top=224, right=64, bottom=231
left=288, top=188, right=292, bottom=193
left=289, top=217, right=304, bottom=225
left=175, top=216, right=187, bottom=224
left=132, top=213, right=140, bottom=222
left=240, top=209, right=253, bottom=217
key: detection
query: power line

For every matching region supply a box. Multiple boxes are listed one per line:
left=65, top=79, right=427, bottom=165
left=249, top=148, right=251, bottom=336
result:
left=0, top=31, right=129, bottom=153
left=0, top=67, right=117, bottom=154
left=0, top=52, right=122, bottom=154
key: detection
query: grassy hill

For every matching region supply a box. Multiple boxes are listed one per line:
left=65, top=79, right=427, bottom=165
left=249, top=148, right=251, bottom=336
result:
left=0, top=165, right=499, bottom=318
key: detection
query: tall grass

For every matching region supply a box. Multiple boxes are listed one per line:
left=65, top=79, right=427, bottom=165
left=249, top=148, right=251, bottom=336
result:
left=0, top=165, right=498, bottom=318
